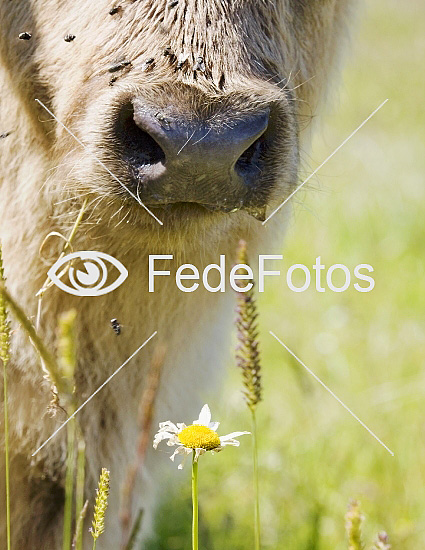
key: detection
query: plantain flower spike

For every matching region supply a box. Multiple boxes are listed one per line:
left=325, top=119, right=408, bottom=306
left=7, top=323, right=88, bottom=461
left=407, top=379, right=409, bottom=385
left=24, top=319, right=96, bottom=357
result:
left=234, top=240, right=262, bottom=411
left=345, top=500, right=364, bottom=550
left=91, top=468, right=110, bottom=544
left=0, top=245, right=11, bottom=367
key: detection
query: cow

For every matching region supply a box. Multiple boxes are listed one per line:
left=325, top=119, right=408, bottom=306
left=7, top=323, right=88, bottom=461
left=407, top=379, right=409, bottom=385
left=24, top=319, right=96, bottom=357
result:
left=0, top=1, right=354, bottom=548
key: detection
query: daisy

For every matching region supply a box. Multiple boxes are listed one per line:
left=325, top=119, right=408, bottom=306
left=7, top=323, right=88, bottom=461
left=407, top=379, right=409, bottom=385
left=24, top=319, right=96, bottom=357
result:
left=153, top=404, right=250, bottom=469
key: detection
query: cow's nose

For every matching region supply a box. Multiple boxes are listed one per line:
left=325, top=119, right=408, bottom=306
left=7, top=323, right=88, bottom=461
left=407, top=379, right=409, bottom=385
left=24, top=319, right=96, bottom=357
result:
left=115, top=101, right=271, bottom=210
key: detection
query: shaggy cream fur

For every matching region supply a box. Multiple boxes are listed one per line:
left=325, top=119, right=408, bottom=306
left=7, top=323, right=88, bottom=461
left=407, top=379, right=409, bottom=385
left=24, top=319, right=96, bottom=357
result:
left=0, top=1, right=354, bottom=547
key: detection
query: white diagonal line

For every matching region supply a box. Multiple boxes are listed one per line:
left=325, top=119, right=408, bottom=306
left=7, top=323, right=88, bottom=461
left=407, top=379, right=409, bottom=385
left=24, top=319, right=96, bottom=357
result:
left=269, top=331, right=394, bottom=456
left=177, top=129, right=196, bottom=155
left=35, top=99, right=163, bottom=226
left=262, top=99, right=389, bottom=225
left=32, top=331, right=158, bottom=457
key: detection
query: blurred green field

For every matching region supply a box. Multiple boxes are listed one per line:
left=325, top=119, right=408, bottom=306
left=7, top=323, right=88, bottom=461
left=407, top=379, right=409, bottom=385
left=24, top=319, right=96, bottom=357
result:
left=148, top=2, right=425, bottom=548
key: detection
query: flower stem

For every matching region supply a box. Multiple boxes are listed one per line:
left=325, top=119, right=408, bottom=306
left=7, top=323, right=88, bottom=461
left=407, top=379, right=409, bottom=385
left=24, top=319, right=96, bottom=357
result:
left=3, top=360, right=11, bottom=550
left=251, top=409, right=261, bottom=550
left=192, top=451, right=199, bottom=550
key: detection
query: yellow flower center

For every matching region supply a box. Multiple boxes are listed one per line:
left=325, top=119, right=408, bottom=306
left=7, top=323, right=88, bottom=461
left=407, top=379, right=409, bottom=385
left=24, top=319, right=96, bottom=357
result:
left=178, top=425, right=221, bottom=450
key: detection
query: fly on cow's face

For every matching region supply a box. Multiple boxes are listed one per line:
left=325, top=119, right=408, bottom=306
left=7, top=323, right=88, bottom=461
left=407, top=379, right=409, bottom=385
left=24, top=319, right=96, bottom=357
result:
left=141, top=58, right=155, bottom=71
left=193, top=57, right=206, bottom=72
left=110, top=318, right=121, bottom=335
left=18, top=32, right=32, bottom=40
left=164, top=47, right=176, bottom=63
left=108, top=60, right=132, bottom=73
left=177, top=53, right=189, bottom=70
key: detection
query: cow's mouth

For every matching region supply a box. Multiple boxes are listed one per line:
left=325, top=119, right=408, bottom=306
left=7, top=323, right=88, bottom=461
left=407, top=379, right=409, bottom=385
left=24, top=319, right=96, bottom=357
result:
left=145, top=200, right=267, bottom=222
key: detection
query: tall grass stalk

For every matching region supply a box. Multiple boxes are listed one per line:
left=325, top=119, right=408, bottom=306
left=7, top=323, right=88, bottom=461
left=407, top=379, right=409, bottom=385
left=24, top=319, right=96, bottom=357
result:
left=0, top=282, right=63, bottom=405
left=0, top=267, right=82, bottom=550
left=36, top=197, right=88, bottom=330
left=251, top=410, right=260, bottom=550
left=0, top=245, right=11, bottom=550
left=234, top=240, right=262, bottom=550
left=2, top=360, right=10, bottom=550
left=73, top=500, right=89, bottom=550
left=74, top=437, right=86, bottom=550
left=58, top=309, right=79, bottom=550
left=192, top=452, right=199, bottom=550
left=63, top=415, right=76, bottom=550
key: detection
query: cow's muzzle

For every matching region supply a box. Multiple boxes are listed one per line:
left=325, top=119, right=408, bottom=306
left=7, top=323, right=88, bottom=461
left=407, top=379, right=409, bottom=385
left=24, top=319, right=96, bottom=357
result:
left=113, top=101, right=276, bottom=220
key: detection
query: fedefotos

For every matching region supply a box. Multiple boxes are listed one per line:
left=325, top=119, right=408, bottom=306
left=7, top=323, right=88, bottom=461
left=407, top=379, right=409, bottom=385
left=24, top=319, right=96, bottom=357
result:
left=148, top=255, right=375, bottom=293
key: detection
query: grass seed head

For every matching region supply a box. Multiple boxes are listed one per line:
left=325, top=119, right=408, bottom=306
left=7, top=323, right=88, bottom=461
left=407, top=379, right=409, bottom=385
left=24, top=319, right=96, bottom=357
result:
left=0, top=245, right=11, bottom=366
left=345, top=500, right=364, bottom=550
left=92, top=468, right=110, bottom=542
left=234, top=240, right=262, bottom=411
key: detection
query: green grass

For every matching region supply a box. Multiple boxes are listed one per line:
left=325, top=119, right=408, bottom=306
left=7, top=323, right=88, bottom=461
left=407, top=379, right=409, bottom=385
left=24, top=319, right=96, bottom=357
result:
left=148, top=1, right=425, bottom=548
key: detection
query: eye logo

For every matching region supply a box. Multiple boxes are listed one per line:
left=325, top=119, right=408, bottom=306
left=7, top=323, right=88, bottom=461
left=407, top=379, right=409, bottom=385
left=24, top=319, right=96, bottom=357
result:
left=47, top=251, right=128, bottom=297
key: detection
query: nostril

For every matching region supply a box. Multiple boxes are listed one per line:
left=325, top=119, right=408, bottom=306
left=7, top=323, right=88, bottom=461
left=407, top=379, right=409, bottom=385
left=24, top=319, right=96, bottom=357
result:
left=235, top=133, right=267, bottom=177
left=116, top=103, right=165, bottom=166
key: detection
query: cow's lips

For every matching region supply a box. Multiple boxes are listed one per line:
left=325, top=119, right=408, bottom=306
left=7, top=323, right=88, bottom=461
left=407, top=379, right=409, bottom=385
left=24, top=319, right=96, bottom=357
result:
left=128, top=169, right=269, bottom=221
left=142, top=200, right=267, bottom=222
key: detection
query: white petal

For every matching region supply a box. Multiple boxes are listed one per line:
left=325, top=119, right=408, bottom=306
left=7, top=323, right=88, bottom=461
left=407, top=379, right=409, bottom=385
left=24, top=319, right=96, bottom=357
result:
left=209, top=421, right=220, bottom=431
left=166, top=435, right=180, bottom=446
left=221, top=439, right=240, bottom=447
left=170, top=446, right=190, bottom=462
left=158, top=421, right=179, bottom=433
left=193, top=404, right=211, bottom=427
left=153, top=431, right=177, bottom=449
left=219, top=432, right=251, bottom=447
left=219, top=431, right=250, bottom=443
left=194, top=448, right=206, bottom=462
